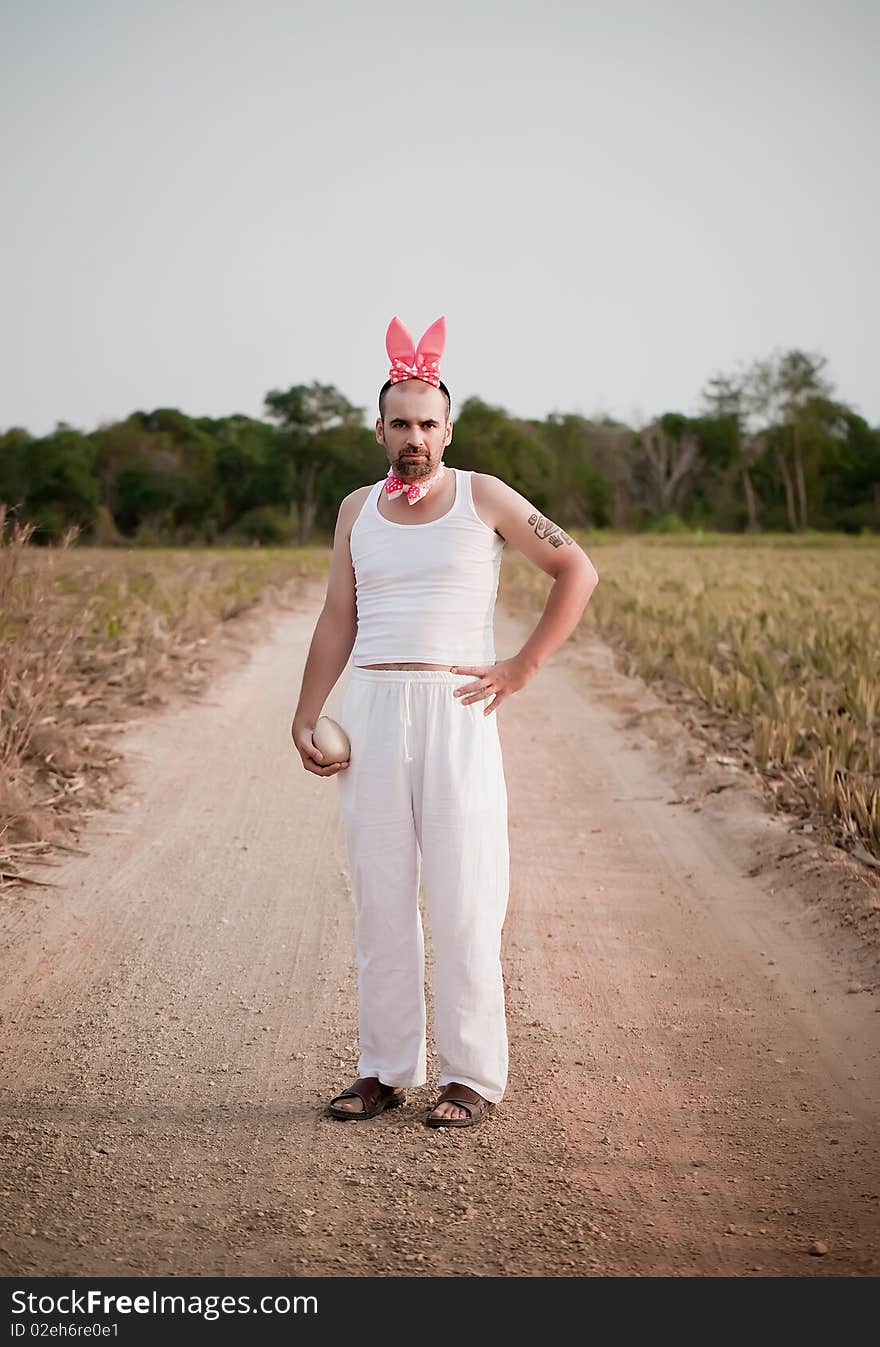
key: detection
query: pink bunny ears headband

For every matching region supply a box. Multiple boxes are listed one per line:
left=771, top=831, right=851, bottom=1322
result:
left=386, top=315, right=447, bottom=388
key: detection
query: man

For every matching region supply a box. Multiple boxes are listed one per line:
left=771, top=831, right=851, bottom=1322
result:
left=291, top=316, right=598, bottom=1127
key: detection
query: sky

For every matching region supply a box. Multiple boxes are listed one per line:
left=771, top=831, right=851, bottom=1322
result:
left=1, top=0, right=878, bottom=439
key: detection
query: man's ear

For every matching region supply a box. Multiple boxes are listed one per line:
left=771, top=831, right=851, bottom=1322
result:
left=445, top=419, right=454, bottom=446
left=376, top=417, right=385, bottom=445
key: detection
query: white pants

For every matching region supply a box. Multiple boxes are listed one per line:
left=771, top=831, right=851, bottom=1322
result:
left=336, top=666, right=510, bottom=1104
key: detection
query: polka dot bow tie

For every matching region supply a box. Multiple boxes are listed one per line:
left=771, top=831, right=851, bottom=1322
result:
left=386, top=314, right=447, bottom=388
left=385, top=462, right=446, bottom=505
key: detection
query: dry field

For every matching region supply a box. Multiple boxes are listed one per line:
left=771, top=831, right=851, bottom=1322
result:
left=501, top=532, right=880, bottom=865
left=0, top=508, right=324, bottom=885
left=3, top=515, right=878, bottom=887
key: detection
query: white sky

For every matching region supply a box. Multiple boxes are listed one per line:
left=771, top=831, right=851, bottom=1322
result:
left=2, top=0, right=878, bottom=438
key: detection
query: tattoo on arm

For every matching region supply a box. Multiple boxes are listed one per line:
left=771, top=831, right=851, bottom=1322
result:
left=528, top=512, right=574, bottom=549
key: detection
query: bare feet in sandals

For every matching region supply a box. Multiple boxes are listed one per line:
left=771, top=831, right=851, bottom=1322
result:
left=426, top=1082, right=492, bottom=1127
left=428, top=1098, right=470, bottom=1122
left=327, top=1076, right=404, bottom=1120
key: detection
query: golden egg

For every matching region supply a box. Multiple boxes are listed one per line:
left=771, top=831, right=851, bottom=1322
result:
left=313, top=715, right=351, bottom=764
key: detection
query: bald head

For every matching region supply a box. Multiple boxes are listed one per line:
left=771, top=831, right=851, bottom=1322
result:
left=378, top=377, right=451, bottom=425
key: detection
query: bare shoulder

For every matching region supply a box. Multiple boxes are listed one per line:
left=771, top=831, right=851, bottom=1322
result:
left=343, top=483, right=374, bottom=504
left=323, top=486, right=374, bottom=623
left=470, top=472, right=599, bottom=581
left=341, top=483, right=374, bottom=510
left=470, top=472, right=531, bottom=539
left=338, top=483, right=374, bottom=541
left=469, top=472, right=508, bottom=538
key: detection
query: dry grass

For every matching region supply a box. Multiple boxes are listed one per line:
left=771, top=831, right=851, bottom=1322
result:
left=4, top=513, right=878, bottom=887
left=500, top=532, right=880, bottom=864
left=0, top=506, right=329, bottom=888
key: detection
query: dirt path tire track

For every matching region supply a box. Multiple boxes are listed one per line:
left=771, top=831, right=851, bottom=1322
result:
left=0, top=579, right=877, bottom=1277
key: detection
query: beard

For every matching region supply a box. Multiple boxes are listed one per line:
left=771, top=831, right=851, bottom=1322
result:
left=394, top=452, right=436, bottom=479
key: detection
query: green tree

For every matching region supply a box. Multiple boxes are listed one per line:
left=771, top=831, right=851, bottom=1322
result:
left=263, top=383, right=364, bottom=545
left=744, top=349, right=833, bottom=530
left=451, top=398, right=554, bottom=508
left=539, top=414, right=614, bottom=526
left=313, top=422, right=381, bottom=528
left=138, top=409, right=220, bottom=538
left=701, top=373, right=762, bottom=530
left=802, top=400, right=880, bottom=531
left=0, top=427, right=33, bottom=516
left=821, top=409, right=880, bottom=531
left=633, top=413, right=704, bottom=519
left=206, top=414, right=284, bottom=531
left=91, top=410, right=223, bottom=541
left=22, top=423, right=100, bottom=541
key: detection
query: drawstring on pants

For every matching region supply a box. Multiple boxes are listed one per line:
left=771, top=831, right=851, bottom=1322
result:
left=402, top=680, right=413, bottom=762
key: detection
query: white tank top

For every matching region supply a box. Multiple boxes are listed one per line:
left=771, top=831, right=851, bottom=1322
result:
left=349, top=467, right=506, bottom=665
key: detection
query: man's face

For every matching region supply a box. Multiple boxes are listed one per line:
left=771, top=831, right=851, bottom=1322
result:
left=376, top=381, right=453, bottom=481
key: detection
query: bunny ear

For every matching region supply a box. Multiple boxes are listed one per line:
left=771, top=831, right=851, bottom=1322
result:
left=415, top=315, right=447, bottom=363
left=386, top=316, right=416, bottom=365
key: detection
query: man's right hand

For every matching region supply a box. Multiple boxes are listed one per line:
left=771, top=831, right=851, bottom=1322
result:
left=291, top=720, right=350, bottom=777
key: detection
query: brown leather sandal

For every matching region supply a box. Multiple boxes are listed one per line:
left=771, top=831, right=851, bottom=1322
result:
left=327, top=1076, right=405, bottom=1121
left=426, top=1082, right=494, bottom=1129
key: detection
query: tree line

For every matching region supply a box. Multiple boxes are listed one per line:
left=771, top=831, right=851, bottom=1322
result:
left=1, top=347, right=877, bottom=545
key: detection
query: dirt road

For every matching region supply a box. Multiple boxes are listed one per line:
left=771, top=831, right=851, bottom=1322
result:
left=1, top=578, right=878, bottom=1277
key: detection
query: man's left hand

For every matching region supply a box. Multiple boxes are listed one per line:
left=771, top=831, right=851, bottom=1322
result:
left=449, top=657, right=534, bottom=715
